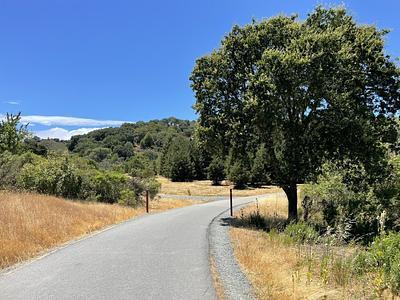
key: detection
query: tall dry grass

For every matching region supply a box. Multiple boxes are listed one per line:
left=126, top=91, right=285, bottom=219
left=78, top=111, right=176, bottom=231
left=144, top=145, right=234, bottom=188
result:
left=230, top=195, right=375, bottom=299
left=0, top=191, right=198, bottom=269
left=157, top=176, right=280, bottom=197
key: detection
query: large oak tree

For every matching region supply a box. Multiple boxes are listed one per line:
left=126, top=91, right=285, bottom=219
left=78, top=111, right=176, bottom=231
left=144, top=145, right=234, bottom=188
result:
left=190, top=7, right=400, bottom=220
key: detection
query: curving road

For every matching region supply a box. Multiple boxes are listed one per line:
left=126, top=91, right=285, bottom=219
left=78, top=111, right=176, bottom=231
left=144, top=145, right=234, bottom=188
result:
left=0, top=195, right=269, bottom=300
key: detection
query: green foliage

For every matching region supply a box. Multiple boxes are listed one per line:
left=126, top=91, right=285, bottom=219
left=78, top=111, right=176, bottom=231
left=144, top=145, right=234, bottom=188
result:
left=0, top=151, right=42, bottom=188
left=356, top=233, right=400, bottom=295
left=0, top=113, right=29, bottom=154
left=128, top=177, right=161, bottom=201
left=36, top=138, right=67, bottom=153
left=207, top=157, right=225, bottom=185
left=68, top=118, right=195, bottom=160
left=114, top=142, right=134, bottom=159
left=64, top=118, right=199, bottom=182
left=169, top=155, right=195, bottom=182
left=250, top=144, right=270, bottom=186
left=125, top=153, right=156, bottom=178
left=24, top=138, right=48, bottom=156
left=159, top=136, right=196, bottom=182
left=191, top=6, right=400, bottom=219
left=228, top=161, right=250, bottom=188
left=91, top=172, right=127, bottom=203
left=143, top=178, right=161, bottom=199
left=303, top=159, right=400, bottom=242
left=0, top=150, right=160, bottom=206
left=88, top=147, right=112, bottom=162
left=118, top=189, right=136, bottom=206
left=18, top=157, right=82, bottom=198
left=284, top=222, right=319, bottom=244
left=140, top=133, right=154, bottom=149
left=0, top=114, right=164, bottom=205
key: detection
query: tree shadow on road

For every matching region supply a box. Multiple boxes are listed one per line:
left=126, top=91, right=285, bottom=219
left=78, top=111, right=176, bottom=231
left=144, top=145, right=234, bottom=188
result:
left=219, top=213, right=287, bottom=232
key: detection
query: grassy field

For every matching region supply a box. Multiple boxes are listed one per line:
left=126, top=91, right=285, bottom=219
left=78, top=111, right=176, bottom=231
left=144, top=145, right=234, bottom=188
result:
left=0, top=191, right=199, bottom=270
left=230, top=195, right=381, bottom=299
left=157, top=176, right=281, bottom=196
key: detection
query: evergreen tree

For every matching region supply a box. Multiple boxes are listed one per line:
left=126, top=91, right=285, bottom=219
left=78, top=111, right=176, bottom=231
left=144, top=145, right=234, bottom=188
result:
left=159, top=136, right=196, bottom=181
left=250, top=144, right=270, bottom=186
left=207, top=157, right=225, bottom=185
left=228, top=161, right=250, bottom=189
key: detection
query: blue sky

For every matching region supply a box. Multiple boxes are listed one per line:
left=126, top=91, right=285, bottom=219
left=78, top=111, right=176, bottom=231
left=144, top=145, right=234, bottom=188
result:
left=0, top=0, right=399, bottom=139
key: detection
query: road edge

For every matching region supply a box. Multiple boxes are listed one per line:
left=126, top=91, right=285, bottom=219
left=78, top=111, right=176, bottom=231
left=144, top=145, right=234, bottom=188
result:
left=208, top=201, right=255, bottom=300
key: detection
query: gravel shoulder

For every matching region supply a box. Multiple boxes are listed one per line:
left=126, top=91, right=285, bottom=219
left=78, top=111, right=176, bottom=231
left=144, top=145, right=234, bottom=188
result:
left=208, top=198, right=256, bottom=300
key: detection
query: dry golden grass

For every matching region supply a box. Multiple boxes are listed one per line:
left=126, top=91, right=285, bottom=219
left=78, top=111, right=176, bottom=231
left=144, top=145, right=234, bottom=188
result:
left=0, top=191, right=198, bottom=270
left=230, top=195, right=375, bottom=299
left=230, top=229, right=345, bottom=299
left=149, top=197, right=204, bottom=212
left=157, top=176, right=281, bottom=197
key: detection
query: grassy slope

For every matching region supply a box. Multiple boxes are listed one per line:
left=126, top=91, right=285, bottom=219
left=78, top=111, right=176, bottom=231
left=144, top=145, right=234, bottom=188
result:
left=0, top=191, right=199, bottom=269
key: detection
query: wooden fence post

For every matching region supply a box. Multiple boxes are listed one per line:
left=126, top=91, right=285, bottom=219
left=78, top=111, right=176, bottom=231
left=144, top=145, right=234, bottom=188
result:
left=146, top=190, right=149, bottom=213
left=230, top=188, right=233, bottom=217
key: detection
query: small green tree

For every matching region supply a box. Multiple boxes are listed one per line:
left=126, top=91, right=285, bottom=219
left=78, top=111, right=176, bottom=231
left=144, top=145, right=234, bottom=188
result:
left=0, top=113, right=29, bottom=154
left=159, top=136, right=196, bottom=181
left=207, top=157, right=225, bottom=185
left=88, top=147, right=111, bottom=162
left=24, top=138, right=48, bottom=156
left=114, top=142, right=134, bottom=159
left=140, top=133, right=154, bottom=149
left=228, top=161, right=250, bottom=189
left=169, top=154, right=195, bottom=182
left=92, top=171, right=127, bottom=203
left=125, top=153, right=155, bottom=178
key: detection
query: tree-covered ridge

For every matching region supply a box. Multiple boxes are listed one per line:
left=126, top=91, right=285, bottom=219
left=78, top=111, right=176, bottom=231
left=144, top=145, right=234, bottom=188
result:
left=67, top=117, right=196, bottom=159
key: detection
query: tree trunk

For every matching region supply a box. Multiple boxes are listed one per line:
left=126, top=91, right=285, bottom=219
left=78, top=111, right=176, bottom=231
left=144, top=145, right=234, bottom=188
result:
left=282, top=183, right=298, bottom=222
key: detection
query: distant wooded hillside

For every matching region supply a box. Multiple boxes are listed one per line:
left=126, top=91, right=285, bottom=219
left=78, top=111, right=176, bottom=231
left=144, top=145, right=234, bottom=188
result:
left=67, top=117, right=195, bottom=159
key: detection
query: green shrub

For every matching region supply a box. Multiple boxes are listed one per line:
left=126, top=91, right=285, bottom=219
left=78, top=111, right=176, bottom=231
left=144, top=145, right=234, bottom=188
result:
left=142, top=177, right=161, bottom=199
left=356, top=233, right=400, bottom=295
left=92, top=172, right=127, bottom=203
left=159, top=136, right=197, bottom=182
left=18, top=158, right=82, bottom=198
left=207, top=157, right=225, bottom=185
left=140, top=133, right=154, bottom=149
left=88, top=147, right=112, bottom=162
left=0, top=151, right=42, bottom=188
left=125, top=154, right=155, bottom=178
left=78, top=172, right=98, bottom=201
left=303, top=160, right=400, bottom=242
left=118, top=189, right=136, bottom=206
left=284, top=222, right=319, bottom=244
left=169, top=155, right=195, bottom=182
left=228, top=161, right=250, bottom=188
left=56, top=161, right=82, bottom=198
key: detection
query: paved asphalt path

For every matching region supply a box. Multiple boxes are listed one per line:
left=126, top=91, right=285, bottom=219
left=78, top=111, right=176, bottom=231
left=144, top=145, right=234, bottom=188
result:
left=0, top=194, right=266, bottom=300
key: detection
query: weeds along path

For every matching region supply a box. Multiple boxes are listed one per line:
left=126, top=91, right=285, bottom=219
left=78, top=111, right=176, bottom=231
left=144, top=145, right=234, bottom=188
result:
left=0, top=193, right=273, bottom=300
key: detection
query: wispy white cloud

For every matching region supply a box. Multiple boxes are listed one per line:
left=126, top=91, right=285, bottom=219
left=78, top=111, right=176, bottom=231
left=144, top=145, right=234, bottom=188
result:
left=35, top=127, right=103, bottom=140
left=20, top=115, right=130, bottom=127
left=3, top=101, right=20, bottom=105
